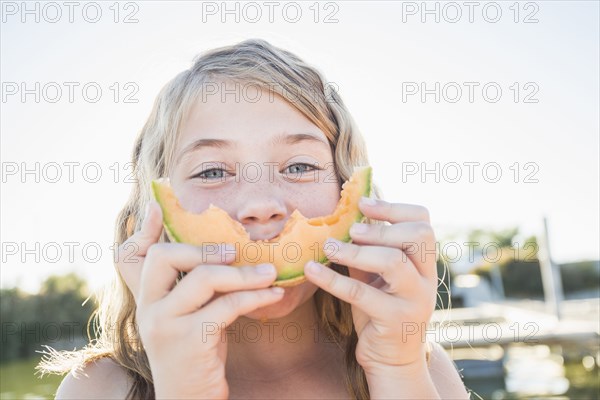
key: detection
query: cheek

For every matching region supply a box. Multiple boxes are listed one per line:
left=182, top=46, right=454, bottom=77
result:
left=174, top=184, right=239, bottom=214
left=285, top=181, right=341, bottom=218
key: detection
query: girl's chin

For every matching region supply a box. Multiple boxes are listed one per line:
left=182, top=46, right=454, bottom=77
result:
left=242, top=281, right=318, bottom=321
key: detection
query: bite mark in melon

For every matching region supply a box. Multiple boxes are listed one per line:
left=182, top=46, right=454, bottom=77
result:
left=152, top=166, right=372, bottom=287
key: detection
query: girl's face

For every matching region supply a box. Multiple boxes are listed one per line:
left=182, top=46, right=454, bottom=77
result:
left=170, top=82, right=340, bottom=319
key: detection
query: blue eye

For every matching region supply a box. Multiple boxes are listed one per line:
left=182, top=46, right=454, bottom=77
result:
left=284, top=163, right=317, bottom=176
left=194, top=168, right=228, bottom=181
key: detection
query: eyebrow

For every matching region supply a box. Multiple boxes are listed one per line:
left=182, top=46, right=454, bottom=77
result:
left=271, top=132, right=329, bottom=147
left=177, top=138, right=233, bottom=163
left=178, top=133, right=329, bottom=162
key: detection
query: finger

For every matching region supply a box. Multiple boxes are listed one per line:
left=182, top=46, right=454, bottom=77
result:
left=304, top=261, right=390, bottom=321
left=139, top=243, right=236, bottom=306
left=116, top=201, right=163, bottom=299
left=128, top=201, right=164, bottom=257
left=348, top=222, right=437, bottom=280
left=323, top=240, right=421, bottom=295
left=359, top=198, right=430, bottom=224
left=163, top=264, right=278, bottom=315
left=196, top=286, right=285, bottom=331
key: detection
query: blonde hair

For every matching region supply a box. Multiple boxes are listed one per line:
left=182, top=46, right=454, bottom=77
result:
left=39, top=38, right=380, bottom=399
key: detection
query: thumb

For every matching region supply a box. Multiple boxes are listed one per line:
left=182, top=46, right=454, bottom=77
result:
left=136, top=200, right=164, bottom=255
left=116, top=201, right=163, bottom=302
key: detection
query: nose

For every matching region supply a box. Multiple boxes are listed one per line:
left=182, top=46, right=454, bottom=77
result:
left=236, top=181, right=287, bottom=225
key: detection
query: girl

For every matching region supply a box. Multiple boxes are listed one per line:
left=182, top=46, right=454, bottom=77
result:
left=45, top=39, right=469, bottom=399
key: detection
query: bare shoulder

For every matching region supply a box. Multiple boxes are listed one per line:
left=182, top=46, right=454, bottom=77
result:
left=428, top=342, right=471, bottom=399
left=55, top=357, right=131, bottom=399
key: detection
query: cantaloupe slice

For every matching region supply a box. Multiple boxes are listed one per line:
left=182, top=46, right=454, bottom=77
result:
left=152, top=166, right=372, bottom=287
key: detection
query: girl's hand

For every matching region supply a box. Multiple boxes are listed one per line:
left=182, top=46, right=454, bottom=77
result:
left=116, top=202, right=285, bottom=399
left=304, top=198, right=438, bottom=375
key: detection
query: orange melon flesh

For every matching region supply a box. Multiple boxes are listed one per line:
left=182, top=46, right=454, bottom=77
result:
left=152, top=166, right=372, bottom=287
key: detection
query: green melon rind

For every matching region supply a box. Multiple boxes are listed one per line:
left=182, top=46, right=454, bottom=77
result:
left=151, top=180, right=183, bottom=244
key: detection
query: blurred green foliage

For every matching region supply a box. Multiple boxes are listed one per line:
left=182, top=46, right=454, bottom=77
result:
left=467, top=228, right=600, bottom=299
left=560, top=261, right=600, bottom=294
left=0, top=273, right=94, bottom=364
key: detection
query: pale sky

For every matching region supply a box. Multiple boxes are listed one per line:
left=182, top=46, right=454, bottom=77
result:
left=1, top=1, right=598, bottom=292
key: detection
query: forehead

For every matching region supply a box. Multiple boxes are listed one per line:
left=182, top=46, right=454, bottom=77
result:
left=177, top=82, right=328, bottom=150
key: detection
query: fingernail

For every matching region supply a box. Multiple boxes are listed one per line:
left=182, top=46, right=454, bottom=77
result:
left=271, top=287, right=285, bottom=295
left=306, top=261, right=323, bottom=275
left=256, top=264, right=276, bottom=275
left=361, top=197, right=377, bottom=206
left=350, top=223, right=369, bottom=234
